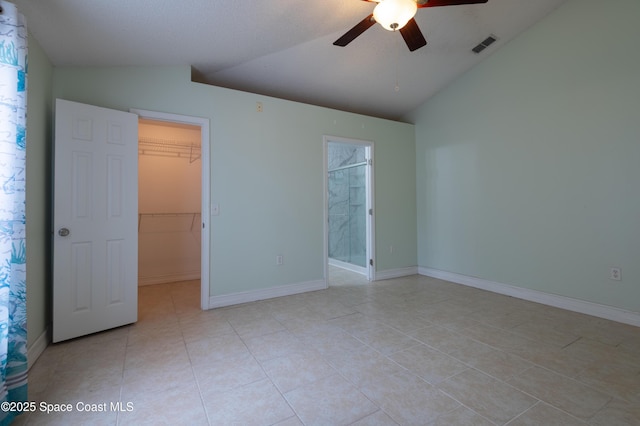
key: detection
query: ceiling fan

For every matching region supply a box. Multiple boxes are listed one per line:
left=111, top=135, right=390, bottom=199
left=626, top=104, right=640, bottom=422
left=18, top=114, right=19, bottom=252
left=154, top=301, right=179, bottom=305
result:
left=334, top=0, right=489, bottom=52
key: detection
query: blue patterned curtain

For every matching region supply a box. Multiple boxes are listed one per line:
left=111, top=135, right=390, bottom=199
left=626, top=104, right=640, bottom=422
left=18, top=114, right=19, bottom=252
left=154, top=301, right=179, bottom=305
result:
left=0, top=1, right=28, bottom=425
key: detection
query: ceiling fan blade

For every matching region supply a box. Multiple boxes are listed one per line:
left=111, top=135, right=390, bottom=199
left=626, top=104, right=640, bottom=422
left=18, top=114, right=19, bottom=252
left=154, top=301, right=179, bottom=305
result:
left=333, top=14, right=376, bottom=47
left=417, top=0, right=488, bottom=8
left=399, top=18, right=427, bottom=52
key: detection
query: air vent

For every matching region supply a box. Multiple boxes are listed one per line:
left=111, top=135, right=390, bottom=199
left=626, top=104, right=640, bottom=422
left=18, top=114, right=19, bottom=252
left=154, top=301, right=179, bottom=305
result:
left=472, top=35, right=497, bottom=54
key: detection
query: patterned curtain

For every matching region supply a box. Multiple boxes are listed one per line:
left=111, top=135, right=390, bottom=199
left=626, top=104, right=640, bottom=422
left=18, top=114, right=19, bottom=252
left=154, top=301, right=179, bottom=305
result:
left=0, top=1, right=28, bottom=425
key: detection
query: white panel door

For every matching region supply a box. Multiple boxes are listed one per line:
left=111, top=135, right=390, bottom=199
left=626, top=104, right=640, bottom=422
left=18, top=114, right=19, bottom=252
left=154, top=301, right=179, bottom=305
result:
left=53, top=99, right=138, bottom=342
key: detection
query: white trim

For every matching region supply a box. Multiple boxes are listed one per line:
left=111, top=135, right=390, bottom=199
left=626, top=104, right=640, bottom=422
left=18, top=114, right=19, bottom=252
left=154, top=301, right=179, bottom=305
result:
left=323, top=135, right=375, bottom=282
left=130, top=109, right=211, bottom=311
left=366, top=143, right=375, bottom=282
left=208, top=280, right=327, bottom=309
left=375, top=266, right=419, bottom=281
left=323, top=140, right=329, bottom=286
left=419, top=267, right=640, bottom=327
left=28, top=328, right=50, bottom=370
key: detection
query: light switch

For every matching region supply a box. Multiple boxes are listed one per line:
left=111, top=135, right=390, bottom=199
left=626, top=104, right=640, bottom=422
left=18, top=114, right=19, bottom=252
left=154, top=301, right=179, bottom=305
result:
left=211, top=203, right=220, bottom=216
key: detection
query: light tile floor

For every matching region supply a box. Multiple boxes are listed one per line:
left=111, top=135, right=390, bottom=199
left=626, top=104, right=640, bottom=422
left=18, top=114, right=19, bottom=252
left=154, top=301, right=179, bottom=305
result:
left=19, top=268, right=640, bottom=425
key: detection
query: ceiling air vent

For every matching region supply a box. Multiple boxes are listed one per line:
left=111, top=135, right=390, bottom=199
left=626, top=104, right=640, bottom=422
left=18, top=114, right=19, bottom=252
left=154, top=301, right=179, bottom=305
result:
left=472, top=35, right=497, bottom=54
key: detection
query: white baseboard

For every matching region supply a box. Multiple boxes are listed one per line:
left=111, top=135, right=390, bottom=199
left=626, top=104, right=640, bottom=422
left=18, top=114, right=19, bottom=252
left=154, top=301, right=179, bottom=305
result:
left=208, top=279, right=327, bottom=309
left=138, top=272, right=201, bottom=286
left=375, top=266, right=419, bottom=281
left=28, top=327, right=50, bottom=370
left=419, top=267, right=640, bottom=327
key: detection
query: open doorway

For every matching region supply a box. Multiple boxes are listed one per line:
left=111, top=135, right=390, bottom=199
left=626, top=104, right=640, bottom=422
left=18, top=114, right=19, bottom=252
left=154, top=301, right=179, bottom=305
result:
left=137, top=119, right=201, bottom=287
left=132, top=109, right=210, bottom=310
left=324, top=136, right=374, bottom=284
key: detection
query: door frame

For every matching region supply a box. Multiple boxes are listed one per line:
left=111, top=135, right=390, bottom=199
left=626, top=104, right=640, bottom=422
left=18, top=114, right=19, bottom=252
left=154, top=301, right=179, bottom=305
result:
left=131, top=108, right=211, bottom=310
left=323, top=135, right=375, bottom=282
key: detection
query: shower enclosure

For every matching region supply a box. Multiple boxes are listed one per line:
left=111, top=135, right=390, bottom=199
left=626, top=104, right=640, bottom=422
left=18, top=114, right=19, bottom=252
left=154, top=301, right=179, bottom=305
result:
left=327, top=142, right=368, bottom=273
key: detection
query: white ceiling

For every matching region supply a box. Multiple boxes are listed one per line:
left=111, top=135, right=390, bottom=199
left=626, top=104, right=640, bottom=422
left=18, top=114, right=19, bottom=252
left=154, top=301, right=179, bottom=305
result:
left=15, top=0, right=567, bottom=121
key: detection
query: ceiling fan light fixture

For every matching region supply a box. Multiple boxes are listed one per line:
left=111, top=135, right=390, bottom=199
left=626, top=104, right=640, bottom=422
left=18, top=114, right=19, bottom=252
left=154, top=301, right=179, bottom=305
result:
left=373, top=0, right=418, bottom=32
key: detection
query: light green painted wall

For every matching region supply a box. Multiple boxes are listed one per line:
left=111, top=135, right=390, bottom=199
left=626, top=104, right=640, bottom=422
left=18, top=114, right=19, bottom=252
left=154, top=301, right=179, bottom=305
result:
left=51, top=66, right=416, bottom=297
left=25, top=34, right=53, bottom=348
left=412, top=0, right=640, bottom=312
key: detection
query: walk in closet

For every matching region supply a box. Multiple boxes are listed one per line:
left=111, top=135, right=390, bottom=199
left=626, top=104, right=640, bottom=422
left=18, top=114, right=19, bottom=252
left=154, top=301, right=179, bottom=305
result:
left=138, top=119, right=202, bottom=285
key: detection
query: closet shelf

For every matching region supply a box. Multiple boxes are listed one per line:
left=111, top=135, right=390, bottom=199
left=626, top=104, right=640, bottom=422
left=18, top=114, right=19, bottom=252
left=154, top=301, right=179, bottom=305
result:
left=138, top=137, right=201, bottom=163
left=138, top=212, right=201, bottom=232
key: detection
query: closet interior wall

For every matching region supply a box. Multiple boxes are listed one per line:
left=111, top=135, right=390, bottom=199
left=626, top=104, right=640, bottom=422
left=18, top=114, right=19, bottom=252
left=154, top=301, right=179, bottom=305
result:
left=138, top=119, right=202, bottom=286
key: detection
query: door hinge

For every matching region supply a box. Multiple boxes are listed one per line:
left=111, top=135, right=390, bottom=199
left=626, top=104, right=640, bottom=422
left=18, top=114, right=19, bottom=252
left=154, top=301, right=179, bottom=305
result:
left=369, top=208, right=373, bottom=215
left=369, top=258, right=373, bottom=266
left=368, top=158, right=372, bottom=166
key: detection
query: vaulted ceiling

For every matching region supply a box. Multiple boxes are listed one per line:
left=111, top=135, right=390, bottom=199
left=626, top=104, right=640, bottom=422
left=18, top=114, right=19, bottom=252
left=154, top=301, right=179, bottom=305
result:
left=15, top=0, right=567, bottom=121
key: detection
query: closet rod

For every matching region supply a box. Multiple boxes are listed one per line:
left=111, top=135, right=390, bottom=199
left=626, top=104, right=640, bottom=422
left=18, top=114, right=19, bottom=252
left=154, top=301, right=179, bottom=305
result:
left=138, top=137, right=201, bottom=163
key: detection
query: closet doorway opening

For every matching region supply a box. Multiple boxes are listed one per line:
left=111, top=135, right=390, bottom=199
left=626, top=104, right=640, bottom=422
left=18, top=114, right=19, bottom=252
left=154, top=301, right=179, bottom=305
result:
left=133, top=109, right=210, bottom=310
left=324, top=136, right=374, bottom=283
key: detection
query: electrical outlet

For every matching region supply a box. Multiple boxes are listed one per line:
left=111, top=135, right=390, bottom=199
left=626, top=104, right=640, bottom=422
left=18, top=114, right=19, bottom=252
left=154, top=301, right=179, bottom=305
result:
left=276, top=255, right=283, bottom=266
left=610, top=267, right=621, bottom=281
left=256, top=102, right=263, bottom=112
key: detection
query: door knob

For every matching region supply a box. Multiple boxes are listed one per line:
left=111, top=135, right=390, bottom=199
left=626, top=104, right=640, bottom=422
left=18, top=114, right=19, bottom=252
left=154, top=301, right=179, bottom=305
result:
left=58, top=228, right=70, bottom=237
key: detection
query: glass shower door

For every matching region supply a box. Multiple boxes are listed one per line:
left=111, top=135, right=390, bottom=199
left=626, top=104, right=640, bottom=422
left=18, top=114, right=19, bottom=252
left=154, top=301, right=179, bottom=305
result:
left=328, top=143, right=367, bottom=269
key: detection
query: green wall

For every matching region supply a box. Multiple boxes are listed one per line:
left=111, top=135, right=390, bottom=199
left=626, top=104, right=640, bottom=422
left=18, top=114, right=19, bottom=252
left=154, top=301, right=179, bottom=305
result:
left=50, top=66, right=416, bottom=298
left=412, top=0, right=640, bottom=312
left=25, top=35, right=53, bottom=349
